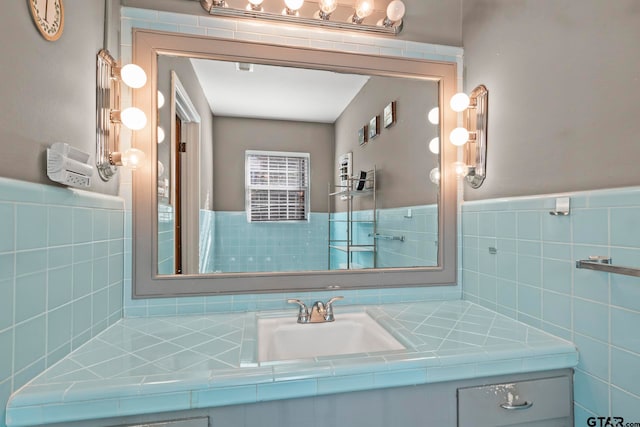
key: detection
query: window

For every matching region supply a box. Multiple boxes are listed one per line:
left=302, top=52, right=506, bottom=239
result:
left=245, top=150, right=310, bottom=222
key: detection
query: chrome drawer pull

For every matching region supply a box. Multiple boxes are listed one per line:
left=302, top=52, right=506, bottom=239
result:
left=500, top=401, right=533, bottom=410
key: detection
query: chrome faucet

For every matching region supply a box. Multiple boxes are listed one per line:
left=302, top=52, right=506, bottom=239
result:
left=287, top=296, right=344, bottom=323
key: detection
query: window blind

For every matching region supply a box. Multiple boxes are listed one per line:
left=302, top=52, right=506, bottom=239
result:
left=245, top=151, right=310, bottom=222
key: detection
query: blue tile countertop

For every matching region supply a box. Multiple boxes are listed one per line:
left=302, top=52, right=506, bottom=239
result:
left=6, top=300, right=578, bottom=426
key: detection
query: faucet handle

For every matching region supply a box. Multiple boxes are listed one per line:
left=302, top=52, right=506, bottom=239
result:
left=287, top=299, right=309, bottom=323
left=324, top=296, right=344, bottom=322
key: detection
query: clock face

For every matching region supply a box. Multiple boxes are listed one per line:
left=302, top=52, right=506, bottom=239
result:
left=29, top=0, right=64, bottom=41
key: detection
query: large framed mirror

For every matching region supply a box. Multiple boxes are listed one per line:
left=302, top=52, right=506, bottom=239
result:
left=132, top=29, right=458, bottom=298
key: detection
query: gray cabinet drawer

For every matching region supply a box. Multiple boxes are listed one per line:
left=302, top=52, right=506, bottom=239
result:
left=457, top=375, right=572, bottom=426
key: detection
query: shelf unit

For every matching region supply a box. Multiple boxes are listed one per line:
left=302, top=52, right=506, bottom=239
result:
left=328, top=168, right=376, bottom=270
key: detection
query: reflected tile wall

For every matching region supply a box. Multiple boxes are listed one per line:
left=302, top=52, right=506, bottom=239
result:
left=0, top=177, right=124, bottom=427
left=461, top=186, right=640, bottom=421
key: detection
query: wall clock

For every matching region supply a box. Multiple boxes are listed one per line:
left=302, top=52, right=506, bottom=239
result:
left=28, top=0, right=64, bottom=41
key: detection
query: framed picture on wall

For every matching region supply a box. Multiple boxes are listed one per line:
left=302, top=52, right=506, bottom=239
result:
left=369, top=115, right=380, bottom=140
left=358, top=125, right=368, bottom=146
left=383, top=101, right=397, bottom=128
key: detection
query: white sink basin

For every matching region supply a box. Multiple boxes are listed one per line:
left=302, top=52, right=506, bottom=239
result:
left=257, top=312, right=405, bottom=363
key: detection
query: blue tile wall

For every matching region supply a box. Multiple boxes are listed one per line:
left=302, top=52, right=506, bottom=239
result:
left=157, top=203, right=174, bottom=275
left=461, top=186, right=640, bottom=421
left=202, top=211, right=328, bottom=273
left=0, top=177, right=124, bottom=427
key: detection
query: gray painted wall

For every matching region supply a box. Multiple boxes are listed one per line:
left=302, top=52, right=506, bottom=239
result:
left=462, top=0, right=640, bottom=201
left=212, top=116, right=334, bottom=212
left=334, top=76, right=440, bottom=210
left=121, top=0, right=463, bottom=46
left=157, top=55, right=215, bottom=209
left=0, top=0, right=120, bottom=195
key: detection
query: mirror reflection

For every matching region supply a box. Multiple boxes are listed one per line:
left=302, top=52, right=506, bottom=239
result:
left=156, top=55, right=440, bottom=275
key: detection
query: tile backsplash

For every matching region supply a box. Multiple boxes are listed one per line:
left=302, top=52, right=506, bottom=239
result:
left=0, top=177, right=125, bottom=427
left=461, top=186, right=640, bottom=422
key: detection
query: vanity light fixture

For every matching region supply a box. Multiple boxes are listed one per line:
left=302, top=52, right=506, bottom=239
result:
left=447, top=85, right=489, bottom=188
left=96, top=49, right=148, bottom=181
left=200, top=0, right=405, bottom=35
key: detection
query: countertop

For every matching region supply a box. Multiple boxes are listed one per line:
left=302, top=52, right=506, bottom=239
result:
left=6, top=300, right=578, bottom=426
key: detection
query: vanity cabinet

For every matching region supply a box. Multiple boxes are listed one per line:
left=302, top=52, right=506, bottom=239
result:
left=48, top=370, right=573, bottom=427
left=457, top=375, right=573, bottom=426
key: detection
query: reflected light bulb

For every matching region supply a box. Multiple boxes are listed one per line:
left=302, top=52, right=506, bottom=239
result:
left=120, top=64, right=147, bottom=89
left=157, top=91, right=165, bottom=109
left=284, top=0, right=304, bottom=12
left=450, top=127, right=470, bottom=146
left=427, top=107, right=439, bottom=125
left=354, top=0, right=374, bottom=19
left=429, top=167, right=440, bottom=185
left=121, top=148, right=145, bottom=170
left=158, top=161, right=165, bottom=177
left=120, top=107, right=147, bottom=131
left=248, top=0, right=264, bottom=4
left=319, top=0, right=337, bottom=14
left=157, top=126, right=165, bottom=144
left=450, top=92, right=470, bottom=112
left=428, top=137, right=440, bottom=154
left=386, top=0, right=405, bottom=21
left=453, top=161, right=469, bottom=177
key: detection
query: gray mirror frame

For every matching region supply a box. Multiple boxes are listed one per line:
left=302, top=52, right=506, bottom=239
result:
left=132, top=29, right=458, bottom=298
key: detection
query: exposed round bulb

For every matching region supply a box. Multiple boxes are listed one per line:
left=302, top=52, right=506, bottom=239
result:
left=157, top=126, right=165, bottom=144
left=355, top=0, right=374, bottom=18
left=427, top=107, right=439, bottom=125
left=248, top=0, right=263, bottom=4
left=428, top=137, right=440, bottom=154
left=386, top=0, right=405, bottom=21
left=157, top=91, right=165, bottom=109
left=121, top=148, right=145, bottom=170
left=429, top=167, right=440, bottom=185
left=450, top=127, right=470, bottom=146
left=453, top=161, right=469, bottom=177
left=285, top=0, right=304, bottom=11
left=120, top=64, right=147, bottom=89
left=158, top=161, right=165, bottom=177
left=319, top=0, right=337, bottom=14
left=120, top=107, right=147, bottom=131
left=450, top=92, right=470, bottom=112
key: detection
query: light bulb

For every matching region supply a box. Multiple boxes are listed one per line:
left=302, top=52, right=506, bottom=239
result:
left=158, top=161, right=165, bottom=177
left=157, top=91, right=165, bottom=109
left=354, top=0, right=374, bottom=20
left=120, top=107, right=147, bottom=131
left=428, top=137, right=440, bottom=154
left=450, top=127, right=470, bottom=146
left=284, top=0, right=304, bottom=13
left=247, top=0, right=263, bottom=10
left=121, top=148, right=145, bottom=170
left=429, top=167, right=440, bottom=185
left=427, top=107, right=439, bottom=125
left=450, top=92, right=470, bottom=112
left=120, top=64, right=147, bottom=89
left=248, top=0, right=263, bottom=5
left=318, top=0, right=337, bottom=15
left=453, top=161, right=469, bottom=177
left=157, top=126, right=165, bottom=144
left=386, top=0, right=405, bottom=21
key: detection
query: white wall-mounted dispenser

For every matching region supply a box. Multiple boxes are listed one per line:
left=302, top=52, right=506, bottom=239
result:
left=46, top=142, right=94, bottom=188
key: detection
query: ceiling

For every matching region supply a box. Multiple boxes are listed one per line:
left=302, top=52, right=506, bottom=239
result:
left=190, top=58, right=370, bottom=123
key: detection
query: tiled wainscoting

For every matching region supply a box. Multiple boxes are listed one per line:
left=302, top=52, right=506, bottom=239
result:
left=461, top=187, right=640, bottom=421
left=0, top=178, right=125, bottom=427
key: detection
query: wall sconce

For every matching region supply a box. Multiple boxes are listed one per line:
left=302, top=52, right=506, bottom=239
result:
left=96, top=49, right=148, bottom=181
left=448, top=85, right=489, bottom=188
left=200, top=0, right=405, bottom=35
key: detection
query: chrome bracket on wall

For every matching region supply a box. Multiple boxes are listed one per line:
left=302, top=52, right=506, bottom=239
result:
left=96, top=49, right=119, bottom=181
left=463, top=84, right=488, bottom=189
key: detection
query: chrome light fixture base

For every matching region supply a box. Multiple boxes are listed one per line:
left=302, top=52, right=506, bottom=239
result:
left=96, top=49, right=119, bottom=182
left=463, top=84, right=489, bottom=189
